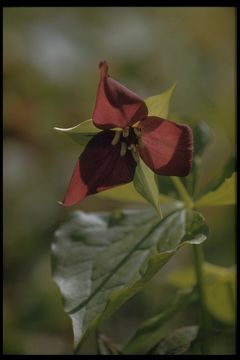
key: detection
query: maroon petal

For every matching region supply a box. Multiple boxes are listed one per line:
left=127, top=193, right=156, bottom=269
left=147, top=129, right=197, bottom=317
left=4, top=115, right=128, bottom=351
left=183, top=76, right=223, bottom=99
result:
left=92, top=61, right=148, bottom=130
left=138, top=117, right=193, bottom=176
left=63, top=130, right=136, bottom=206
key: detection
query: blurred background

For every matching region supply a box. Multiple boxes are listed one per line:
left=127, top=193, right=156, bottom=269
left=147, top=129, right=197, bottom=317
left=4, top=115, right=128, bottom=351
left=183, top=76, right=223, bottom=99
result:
left=3, top=7, right=236, bottom=354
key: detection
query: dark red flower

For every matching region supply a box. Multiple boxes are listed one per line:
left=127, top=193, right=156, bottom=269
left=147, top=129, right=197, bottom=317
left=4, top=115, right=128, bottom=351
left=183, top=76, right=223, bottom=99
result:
left=63, top=61, right=193, bottom=206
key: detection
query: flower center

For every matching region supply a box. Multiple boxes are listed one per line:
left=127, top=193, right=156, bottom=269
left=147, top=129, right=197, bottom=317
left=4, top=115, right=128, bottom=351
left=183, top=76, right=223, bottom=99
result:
left=111, top=126, right=144, bottom=159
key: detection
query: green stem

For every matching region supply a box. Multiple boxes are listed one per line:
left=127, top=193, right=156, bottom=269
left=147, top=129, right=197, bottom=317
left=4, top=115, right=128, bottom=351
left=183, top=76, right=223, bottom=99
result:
left=170, top=176, right=193, bottom=208
left=170, top=177, right=209, bottom=353
left=193, top=244, right=210, bottom=354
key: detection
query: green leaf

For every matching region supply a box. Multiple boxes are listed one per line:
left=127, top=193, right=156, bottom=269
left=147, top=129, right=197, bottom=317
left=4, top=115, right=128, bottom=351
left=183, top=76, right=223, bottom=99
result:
left=51, top=206, right=207, bottom=353
left=144, top=84, right=176, bottom=118
left=180, top=121, right=212, bottom=196
left=123, top=289, right=197, bottom=355
left=97, top=182, right=175, bottom=205
left=133, top=157, right=162, bottom=216
left=192, top=121, right=212, bottom=157
left=195, top=172, right=236, bottom=208
left=168, top=263, right=236, bottom=324
left=54, top=119, right=101, bottom=146
left=96, top=333, right=121, bottom=355
left=195, top=154, right=236, bottom=199
left=151, top=326, right=199, bottom=355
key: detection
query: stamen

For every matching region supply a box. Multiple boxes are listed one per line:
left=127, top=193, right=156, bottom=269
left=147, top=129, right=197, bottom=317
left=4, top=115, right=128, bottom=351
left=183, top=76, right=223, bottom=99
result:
left=130, top=145, right=139, bottom=161
left=120, top=142, right=127, bottom=157
left=111, top=131, right=121, bottom=145
left=133, top=127, right=141, bottom=137
left=122, top=127, right=129, bottom=138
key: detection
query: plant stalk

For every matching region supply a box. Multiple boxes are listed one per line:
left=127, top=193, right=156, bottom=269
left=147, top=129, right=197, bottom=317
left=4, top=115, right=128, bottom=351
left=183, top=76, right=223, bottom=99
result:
left=170, top=176, right=193, bottom=208
left=193, top=244, right=210, bottom=354
left=171, top=176, right=210, bottom=354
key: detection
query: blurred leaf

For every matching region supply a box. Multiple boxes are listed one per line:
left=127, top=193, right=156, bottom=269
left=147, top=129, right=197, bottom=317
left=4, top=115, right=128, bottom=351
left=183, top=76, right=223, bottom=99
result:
left=155, top=175, right=179, bottom=200
left=51, top=205, right=207, bottom=352
left=195, top=155, right=236, bottom=199
left=144, top=84, right=176, bottom=118
left=96, top=333, right=121, bottom=355
left=123, top=288, right=196, bottom=355
left=151, top=326, right=199, bottom=355
left=97, top=182, right=175, bottom=205
left=168, top=263, right=236, bottom=325
left=133, top=157, right=162, bottom=216
left=195, top=172, right=236, bottom=208
left=181, top=121, right=212, bottom=196
left=192, top=121, right=212, bottom=157
left=54, top=119, right=100, bottom=146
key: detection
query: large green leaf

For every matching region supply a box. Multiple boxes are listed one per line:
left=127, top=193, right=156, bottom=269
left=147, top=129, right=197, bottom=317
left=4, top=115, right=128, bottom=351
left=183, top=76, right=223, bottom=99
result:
left=51, top=205, right=207, bottom=353
left=195, top=172, right=236, bottom=208
left=54, top=119, right=101, bottom=146
left=168, top=262, right=236, bottom=324
left=133, top=157, right=162, bottom=216
left=123, top=288, right=197, bottom=355
left=144, top=84, right=176, bottom=118
left=151, top=326, right=199, bottom=355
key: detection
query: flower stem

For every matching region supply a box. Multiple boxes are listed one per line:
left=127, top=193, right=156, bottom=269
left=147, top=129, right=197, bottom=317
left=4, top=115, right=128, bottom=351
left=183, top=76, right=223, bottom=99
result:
left=193, top=244, right=210, bottom=354
left=170, top=177, right=210, bottom=353
left=170, top=176, right=193, bottom=208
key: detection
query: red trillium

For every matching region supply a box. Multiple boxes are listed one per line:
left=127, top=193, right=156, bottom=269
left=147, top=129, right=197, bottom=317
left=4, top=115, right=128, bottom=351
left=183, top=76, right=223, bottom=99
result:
left=63, top=61, right=193, bottom=206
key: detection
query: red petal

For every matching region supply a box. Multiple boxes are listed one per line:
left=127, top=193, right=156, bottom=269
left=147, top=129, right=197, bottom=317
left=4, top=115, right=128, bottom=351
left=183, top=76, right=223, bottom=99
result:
left=92, top=61, right=148, bottom=130
left=63, top=131, right=136, bottom=206
left=138, top=117, right=193, bottom=176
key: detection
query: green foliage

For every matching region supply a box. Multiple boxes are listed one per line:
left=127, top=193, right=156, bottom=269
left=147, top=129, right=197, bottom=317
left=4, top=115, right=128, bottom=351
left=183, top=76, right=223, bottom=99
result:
left=151, top=326, right=199, bottom=355
left=195, top=155, right=236, bottom=199
left=54, top=119, right=100, bottom=146
left=195, top=172, right=236, bottom=208
left=144, top=84, right=176, bottom=118
left=123, top=289, right=196, bottom=354
left=133, top=157, right=162, bottom=216
left=168, top=263, right=236, bottom=324
left=97, top=182, right=174, bottom=204
left=51, top=204, right=207, bottom=352
left=96, top=333, right=121, bottom=355
left=182, top=121, right=212, bottom=196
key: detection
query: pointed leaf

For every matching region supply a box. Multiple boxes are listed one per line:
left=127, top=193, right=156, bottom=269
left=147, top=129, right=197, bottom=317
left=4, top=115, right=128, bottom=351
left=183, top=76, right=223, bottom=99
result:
left=195, top=172, right=236, bottom=208
left=54, top=119, right=101, bottom=146
left=54, top=119, right=100, bottom=135
left=133, top=157, right=162, bottom=216
left=123, top=289, right=197, bottom=355
left=168, top=263, right=236, bottom=324
left=151, top=326, right=199, bottom=355
left=51, top=206, right=207, bottom=352
left=144, top=84, right=176, bottom=118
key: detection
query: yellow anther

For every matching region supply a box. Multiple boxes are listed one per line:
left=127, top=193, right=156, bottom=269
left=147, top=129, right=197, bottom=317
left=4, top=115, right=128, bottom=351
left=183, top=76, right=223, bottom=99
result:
left=122, top=127, right=129, bottom=138
left=130, top=147, right=139, bottom=162
left=133, top=127, right=141, bottom=137
left=120, top=142, right=128, bottom=157
left=111, top=131, right=121, bottom=145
